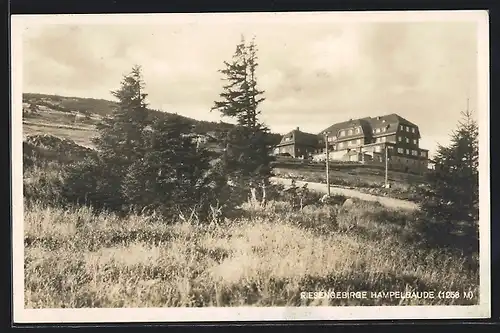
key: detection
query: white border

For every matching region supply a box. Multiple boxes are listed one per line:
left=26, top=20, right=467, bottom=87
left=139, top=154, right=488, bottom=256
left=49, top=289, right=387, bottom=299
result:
left=11, top=10, right=491, bottom=323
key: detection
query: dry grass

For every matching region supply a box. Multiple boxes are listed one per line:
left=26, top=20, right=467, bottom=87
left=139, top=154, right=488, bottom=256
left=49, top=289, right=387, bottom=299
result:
left=21, top=125, right=478, bottom=308
left=23, top=123, right=97, bottom=149
left=24, top=198, right=479, bottom=308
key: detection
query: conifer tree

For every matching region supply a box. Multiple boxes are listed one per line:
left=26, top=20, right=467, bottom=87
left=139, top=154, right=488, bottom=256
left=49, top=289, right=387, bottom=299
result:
left=211, top=36, right=274, bottom=204
left=422, top=109, right=479, bottom=223
left=63, top=65, right=150, bottom=211
left=121, top=115, right=213, bottom=218
left=93, top=65, right=149, bottom=165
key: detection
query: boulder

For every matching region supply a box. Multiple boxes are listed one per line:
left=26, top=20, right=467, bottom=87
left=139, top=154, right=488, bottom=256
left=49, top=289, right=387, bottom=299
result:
left=342, top=198, right=355, bottom=208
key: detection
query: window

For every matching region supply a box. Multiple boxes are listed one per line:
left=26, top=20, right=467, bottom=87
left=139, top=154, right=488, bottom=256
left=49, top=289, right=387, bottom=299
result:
left=397, top=148, right=404, bottom=154
left=339, top=142, right=345, bottom=148
left=375, top=146, right=381, bottom=153
left=405, top=137, right=410, bottom=143
left=348, top=129, right=353, bottom=135
left=284, top=137, right=290, bottom=142
left=381, top=137, right=386, bottom=142
left=398, top=136, right=402, bottom=142
left=400, top=125, right=404, bottom=131
left=412, top=150, right=418, bottom=156
left=340, top=130, right=345, bottom=137
left=382, top=127, right=386, bottom=132
left=328, top=136, right=336, bottom=142
left=357, top=139, right=362, bottom=145
left=355, top=128, right=360, bottom=134
left=375, top=128, right=380, bottom=134
left=406, top=126, right=409, bottom=132
left=406, top=149, right=410, bottom=155
left=413, top=139, right=417, bottom=145
left=421, top=151, right=427, bottom=157
left=411, top=128, right=416, bottom=133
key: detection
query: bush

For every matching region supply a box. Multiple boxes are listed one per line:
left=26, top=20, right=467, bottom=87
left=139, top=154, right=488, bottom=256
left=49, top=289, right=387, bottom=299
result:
left=23, top=165, right=66, bottom=206
left=266, top=180, right=344, bottom=211
left=23, top=135, right=96, bottom=171
left=61, top=157, right=126, bottom=212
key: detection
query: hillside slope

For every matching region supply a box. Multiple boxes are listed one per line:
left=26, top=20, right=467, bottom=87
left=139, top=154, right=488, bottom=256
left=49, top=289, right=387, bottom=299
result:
left=22, top=93, right=282, bottom=144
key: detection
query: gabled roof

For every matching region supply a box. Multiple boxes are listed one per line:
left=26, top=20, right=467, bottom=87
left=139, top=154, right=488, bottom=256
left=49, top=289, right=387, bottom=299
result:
left=318, top=118, right=365, bottom=138
left=318, top=113, right=420, bottom=139
left=277, top=128, right=318, bottom=147
left=366, top=113, right=417, bottom=133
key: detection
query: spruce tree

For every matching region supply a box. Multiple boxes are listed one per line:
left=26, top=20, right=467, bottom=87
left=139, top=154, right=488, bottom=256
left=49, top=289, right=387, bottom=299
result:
left=422, top=109, right=479, bottom=223
left=211, top=36, right=273, bottom=204
left=63, top=65, right=150, bottom=211
left=121, top=115, right=213, bottom=219
left=93, top=65, right=149, bottom=165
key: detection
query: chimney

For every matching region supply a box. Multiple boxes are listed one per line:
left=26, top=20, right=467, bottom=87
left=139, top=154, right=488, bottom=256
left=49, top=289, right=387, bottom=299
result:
left=296, top=127, right=300, bottom=131
left=377, top=116, right=381, bottom=120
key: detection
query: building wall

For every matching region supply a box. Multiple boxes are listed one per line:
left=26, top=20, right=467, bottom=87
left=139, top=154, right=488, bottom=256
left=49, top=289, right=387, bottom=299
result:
left=277, top=144, right=296, bottom=157
left=278, top=143, right=317, bottom=158
left=389, top=155, right=427, bottom=174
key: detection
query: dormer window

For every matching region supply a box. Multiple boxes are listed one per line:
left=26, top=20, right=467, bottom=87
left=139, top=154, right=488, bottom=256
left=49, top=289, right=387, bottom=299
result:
left=340, top=130, right=345, bottom=137
left=348, top=129, right=353, bottom=135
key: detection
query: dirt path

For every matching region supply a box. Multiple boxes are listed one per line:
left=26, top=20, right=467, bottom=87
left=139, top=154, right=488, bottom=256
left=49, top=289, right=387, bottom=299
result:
left=270, top=177, right=419, bottom=211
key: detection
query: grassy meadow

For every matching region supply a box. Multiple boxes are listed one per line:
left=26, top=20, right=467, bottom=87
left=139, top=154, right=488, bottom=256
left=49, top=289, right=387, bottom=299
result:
left=24, top=162, right=479, bottom=307
left=22, top=110, right=479, bottom=308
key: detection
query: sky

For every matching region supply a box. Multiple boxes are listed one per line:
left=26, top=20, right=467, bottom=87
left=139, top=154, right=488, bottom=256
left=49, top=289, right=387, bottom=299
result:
left=19, top=13, right=482, bottom=158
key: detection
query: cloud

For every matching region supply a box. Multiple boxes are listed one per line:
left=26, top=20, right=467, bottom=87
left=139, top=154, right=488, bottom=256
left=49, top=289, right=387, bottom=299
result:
left=20, top=18, right=479, bottom=157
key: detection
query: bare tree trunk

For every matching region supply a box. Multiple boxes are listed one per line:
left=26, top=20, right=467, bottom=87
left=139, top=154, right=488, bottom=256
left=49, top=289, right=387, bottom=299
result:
left=261, top=181, right=267, bottom=207
left=250, top=186, right=258, bottom=205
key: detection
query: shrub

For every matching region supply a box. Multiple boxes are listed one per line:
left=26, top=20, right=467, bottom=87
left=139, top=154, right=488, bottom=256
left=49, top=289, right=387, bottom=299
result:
left=61, top=156, right=126, bottom=212
left=23, top=165, right=66, bottom=206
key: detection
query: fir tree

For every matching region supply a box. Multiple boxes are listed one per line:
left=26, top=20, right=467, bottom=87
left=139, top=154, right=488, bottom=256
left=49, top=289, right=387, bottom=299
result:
left=63, top=65, right=150, bottom=212
left=211, top=36, right=274, bottom=204
left=93, top=65, right=150, bottom=165
left=422, top=109, right=479, bottom=223
left=121, top=115, right=214, bottom=220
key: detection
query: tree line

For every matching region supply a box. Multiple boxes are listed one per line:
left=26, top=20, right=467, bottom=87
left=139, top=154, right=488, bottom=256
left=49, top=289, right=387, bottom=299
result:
left=57, top=36, right=479, bottom=227
left=61, top=37, right=272, bottom=222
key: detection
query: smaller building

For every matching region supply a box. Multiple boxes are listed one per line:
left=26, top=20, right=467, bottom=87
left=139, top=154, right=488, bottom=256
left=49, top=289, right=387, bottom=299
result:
left=275, top=127, right=317, bottom=159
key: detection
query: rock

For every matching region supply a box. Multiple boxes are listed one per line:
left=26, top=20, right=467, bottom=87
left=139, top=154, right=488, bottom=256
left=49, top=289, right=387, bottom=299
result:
left=342, top=198, right=355, bottom=208
left=319, top=194, right=329, bottom=203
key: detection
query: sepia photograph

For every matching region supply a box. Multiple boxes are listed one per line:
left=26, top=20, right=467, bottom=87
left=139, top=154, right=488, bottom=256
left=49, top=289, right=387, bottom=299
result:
left=11, top=10, right=490, bottom=323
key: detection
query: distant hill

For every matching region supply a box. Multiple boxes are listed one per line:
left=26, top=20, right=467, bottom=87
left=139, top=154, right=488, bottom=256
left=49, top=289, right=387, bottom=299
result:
left=23, top=93, right=116, bottom=116
left=22, top=92, right=283, bottom=145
